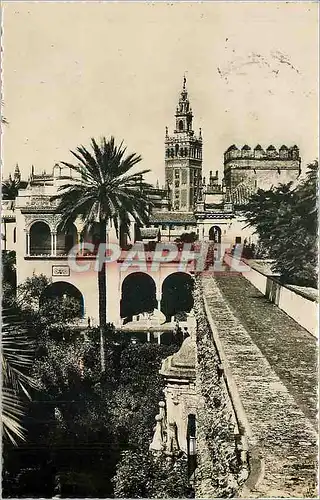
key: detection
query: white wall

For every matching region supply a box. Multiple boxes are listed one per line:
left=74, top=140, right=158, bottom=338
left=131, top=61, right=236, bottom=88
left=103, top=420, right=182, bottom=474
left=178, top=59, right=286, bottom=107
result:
left=224, top=254, right=318, bottom=337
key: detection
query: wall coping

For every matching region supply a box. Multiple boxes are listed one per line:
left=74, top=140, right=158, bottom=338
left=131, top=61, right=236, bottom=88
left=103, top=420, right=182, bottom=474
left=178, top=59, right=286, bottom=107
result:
left=238, top=257, right=318, bottom=303
left=202, top=291, right=265, bottom=495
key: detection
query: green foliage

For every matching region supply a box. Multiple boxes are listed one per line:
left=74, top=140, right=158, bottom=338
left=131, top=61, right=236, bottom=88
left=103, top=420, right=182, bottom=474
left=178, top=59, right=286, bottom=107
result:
left=8, top=330, right=183, bottom=498
left=2, top=310, right=38, bottom=445
left=240, top=161, right=318, bottom=287
left=51, top=136, right=153, bottom=369
left=17, top=273, right=51, bottom=312
left=2, top=251, right=17, bottom=308
left=2, top=178, right=20, bottom=200
left=176, top=232, right=198, bottom=243
left=113, top=450, right=189, bottom=499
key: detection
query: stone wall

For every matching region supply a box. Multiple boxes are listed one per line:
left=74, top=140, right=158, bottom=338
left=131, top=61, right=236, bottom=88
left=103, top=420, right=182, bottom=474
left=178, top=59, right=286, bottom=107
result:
left=193, top=279, right=246, bottom=497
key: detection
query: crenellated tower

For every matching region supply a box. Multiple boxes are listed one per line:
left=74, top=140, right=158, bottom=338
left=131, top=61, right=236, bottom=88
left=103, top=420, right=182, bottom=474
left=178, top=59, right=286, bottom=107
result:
left=165, top=77, right=202, bottom=212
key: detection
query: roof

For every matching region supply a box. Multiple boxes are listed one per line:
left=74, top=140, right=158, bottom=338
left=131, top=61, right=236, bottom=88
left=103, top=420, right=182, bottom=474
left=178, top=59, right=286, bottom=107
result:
left=149, top=211, right=197, bottom=224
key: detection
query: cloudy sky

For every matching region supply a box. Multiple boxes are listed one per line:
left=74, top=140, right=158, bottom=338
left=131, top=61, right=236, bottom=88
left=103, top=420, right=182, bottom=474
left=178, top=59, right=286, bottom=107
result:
left=2, top=1, right=318, bottom=184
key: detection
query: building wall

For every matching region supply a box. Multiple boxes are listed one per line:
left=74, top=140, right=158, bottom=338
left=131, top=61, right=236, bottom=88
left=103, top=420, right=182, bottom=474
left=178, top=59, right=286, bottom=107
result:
left=2, top=220, right=17, bottom=252
left=224, top=146, right=301, bottom=196
left=196, top=216, right=256, bottom=246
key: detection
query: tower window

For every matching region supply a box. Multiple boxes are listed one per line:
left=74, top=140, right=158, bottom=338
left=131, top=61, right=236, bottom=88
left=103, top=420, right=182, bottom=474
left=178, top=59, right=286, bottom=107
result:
left=175, top=144, right=179, bottom=156
left=179, top=120, right=184, bottom=131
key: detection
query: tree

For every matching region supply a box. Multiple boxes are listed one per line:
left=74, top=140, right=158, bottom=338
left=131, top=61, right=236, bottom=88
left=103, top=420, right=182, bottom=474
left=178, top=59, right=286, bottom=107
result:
left=176, top=232, right=198, bottom=244
left=240, top=161, right=318, bottom=287
left=52, top=137, right=152, bottom=371
left=2, top=310, right=38, bottom=445
left=2, top=251, right=17, bottom=308
left=2, top=177, right=21, bottom=200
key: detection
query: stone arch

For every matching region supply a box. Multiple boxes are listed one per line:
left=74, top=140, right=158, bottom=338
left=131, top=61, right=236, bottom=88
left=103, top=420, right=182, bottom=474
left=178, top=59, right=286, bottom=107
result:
left=209, top=225, right=222, bottom=243
left=56, top=222, right=78, bottom=255
left=120, top=272, right=157, bottom=320
left=40, top=281, right=84, bottom=317
left=161, top=272, right=194, bottom=321
left=29, top=221, right=51, bottom=255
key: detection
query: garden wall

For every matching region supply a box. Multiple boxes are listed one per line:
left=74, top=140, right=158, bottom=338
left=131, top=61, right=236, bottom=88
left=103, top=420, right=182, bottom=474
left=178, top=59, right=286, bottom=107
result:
left=224, top=254, right=318, bottom=337
left=193, top=280, right=247, bottom=498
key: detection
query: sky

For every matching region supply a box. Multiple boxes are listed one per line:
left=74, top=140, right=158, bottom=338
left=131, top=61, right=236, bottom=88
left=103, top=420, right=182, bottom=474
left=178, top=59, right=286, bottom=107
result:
left=2, top=1, right=319, bottom=185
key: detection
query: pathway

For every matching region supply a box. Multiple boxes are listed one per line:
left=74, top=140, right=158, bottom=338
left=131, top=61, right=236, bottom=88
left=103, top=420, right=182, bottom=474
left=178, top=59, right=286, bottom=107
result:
left=202, top=273, right=317, bottom=498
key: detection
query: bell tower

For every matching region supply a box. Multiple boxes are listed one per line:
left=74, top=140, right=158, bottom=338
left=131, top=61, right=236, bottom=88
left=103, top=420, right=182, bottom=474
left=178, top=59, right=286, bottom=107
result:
left=165, top=77, right=202, bottom=212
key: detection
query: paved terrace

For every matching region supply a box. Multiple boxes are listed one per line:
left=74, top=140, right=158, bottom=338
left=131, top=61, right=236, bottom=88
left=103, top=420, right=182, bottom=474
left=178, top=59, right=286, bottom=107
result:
left=201, top=273, right=317, bottom=498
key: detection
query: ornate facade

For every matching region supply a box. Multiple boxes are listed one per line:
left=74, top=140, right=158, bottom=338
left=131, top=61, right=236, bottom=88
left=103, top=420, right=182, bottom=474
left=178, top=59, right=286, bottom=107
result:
left=1, top=76, right=303, bottom=323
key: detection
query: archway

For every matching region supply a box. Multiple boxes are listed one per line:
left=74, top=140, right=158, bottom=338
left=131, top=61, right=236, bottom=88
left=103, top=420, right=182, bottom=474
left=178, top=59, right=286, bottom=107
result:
left=40, top=281, right=84, bottom=317
left=56, top=223, right=78, bottom=255
left=209, top=226, right=222, bottom=243
left=120, top=272, right=157, bottom=321
left=161, top=272, right=194, bottom=321
left=30, top=221, right=51, bottom=255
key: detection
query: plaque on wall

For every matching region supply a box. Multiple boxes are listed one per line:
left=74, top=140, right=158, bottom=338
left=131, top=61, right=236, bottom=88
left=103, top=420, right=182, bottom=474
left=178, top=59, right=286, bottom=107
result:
left=52, top=265, right=70, bottom=277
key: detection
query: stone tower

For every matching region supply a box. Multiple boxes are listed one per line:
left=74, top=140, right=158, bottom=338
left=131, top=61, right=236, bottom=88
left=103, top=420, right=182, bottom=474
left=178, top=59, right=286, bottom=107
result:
left=165, top=77, right=202, bottom=212
left=14, top=164, right=21, bottom=183
left=223, top=144, right=301, bottom=204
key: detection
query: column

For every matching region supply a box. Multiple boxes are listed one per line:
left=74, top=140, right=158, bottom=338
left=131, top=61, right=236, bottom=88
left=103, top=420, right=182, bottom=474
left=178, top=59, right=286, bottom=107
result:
left=51, top=232, right=57, bottom=256
left=26, top=231, right=30, bottom=256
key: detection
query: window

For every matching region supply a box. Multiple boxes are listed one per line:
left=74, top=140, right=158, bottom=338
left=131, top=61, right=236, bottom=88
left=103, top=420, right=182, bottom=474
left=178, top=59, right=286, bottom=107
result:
left=175, top=170, right=180, bottom=179
left=179, top=120, right=184, bottom=131
left=235, top=236, right=241, bottom=244
left=162, top=224, right=167, bottom=230
left=175, top=180, right=180, bottom=188
left=13, top=227, right=16, bottom=243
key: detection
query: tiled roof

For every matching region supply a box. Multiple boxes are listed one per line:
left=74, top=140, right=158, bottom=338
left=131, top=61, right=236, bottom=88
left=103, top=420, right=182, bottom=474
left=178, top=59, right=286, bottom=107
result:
left=149, top=211, right=197, bottom=224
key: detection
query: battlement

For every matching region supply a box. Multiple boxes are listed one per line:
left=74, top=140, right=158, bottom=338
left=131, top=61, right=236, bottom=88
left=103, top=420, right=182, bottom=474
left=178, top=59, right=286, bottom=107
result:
left=224, top=144, right=300, bottom=163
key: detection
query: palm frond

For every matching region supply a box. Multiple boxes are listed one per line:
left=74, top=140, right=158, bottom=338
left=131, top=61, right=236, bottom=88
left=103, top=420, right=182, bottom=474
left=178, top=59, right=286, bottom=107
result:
left=2, top=389, right=27, bottom=445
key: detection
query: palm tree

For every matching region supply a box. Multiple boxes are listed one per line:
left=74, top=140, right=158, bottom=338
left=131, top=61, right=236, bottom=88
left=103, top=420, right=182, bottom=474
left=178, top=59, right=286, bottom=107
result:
left=2, top=309, right=38, bottom=445
left=2, top=177, right=20, bottom=200
left=52, top=137, right=152, bottom=371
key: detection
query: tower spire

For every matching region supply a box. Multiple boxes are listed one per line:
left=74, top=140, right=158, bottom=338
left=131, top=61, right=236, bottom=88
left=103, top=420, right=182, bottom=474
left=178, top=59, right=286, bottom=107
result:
left=164, top=77, right=203, bottom=212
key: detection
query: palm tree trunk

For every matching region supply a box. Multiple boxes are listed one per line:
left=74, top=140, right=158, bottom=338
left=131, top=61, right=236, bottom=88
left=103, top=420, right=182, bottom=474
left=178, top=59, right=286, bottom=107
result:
left=98, top=219, right=107, bottom=372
